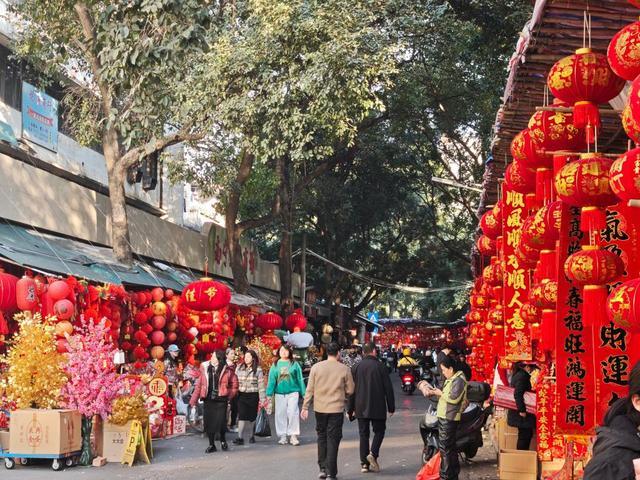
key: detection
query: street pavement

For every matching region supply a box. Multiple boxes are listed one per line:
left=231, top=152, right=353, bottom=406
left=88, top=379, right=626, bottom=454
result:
left=2, top=376, right=499, bottom=479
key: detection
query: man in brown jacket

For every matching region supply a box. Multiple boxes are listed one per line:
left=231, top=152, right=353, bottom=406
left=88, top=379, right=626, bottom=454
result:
left=302, top=342, right=355, bottom=480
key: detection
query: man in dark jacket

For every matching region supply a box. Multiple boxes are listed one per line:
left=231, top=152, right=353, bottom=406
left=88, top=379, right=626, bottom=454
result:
left=583, top=398, right=640, bottom=480
left=348, top=342, right=395, bottom=473
left=506, top=362, right=536, bottom=450
left=436, top=346, right=453, bottom=388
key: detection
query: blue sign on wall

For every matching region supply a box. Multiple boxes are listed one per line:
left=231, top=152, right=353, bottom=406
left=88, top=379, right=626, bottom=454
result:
left=21, top=81, right=58, bottom=152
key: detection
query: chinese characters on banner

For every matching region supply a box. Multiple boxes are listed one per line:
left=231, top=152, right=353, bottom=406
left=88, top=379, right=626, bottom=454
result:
left=536, top=379, right=555, bottom=461
left=594, top=204, right=640, bottom=421
left=555, top=205, right=596, bottom=435
left=502, top=185, right=532, bottom=360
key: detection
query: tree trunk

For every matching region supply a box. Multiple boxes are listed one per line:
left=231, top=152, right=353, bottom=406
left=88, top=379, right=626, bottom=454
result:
left=226, top=219, right=250, bottom=294
left=104, top=128, right=133, bottom=263
left=277, top=156, right=293, bottom=316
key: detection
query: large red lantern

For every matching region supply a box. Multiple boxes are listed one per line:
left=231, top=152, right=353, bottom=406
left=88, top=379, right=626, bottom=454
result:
left=256, top=311, right=283, bottom=332
left=476, top=235, right=496, bottom=256
left=285, top=309, right=307, bottom=331
left=608, top=20, right=640, bottom=81
left=480, top=209, right=501, bottom=240
left=610, top=147, right=640, bottom=203
left=505, top=161, right=536, bottom=194
left=16, top=275, right=38, bottom=312
left=528, top=102, right=585, bottom=153
left=521, top=201, right=562, bottom=251
left=547, top=48, right=625, bottom=142
left=515, top=239, right=540, bottom=268
left=630, top=0, right=640, bottom=7
left=511, top=129, right=548, bottom=169
left=555, top=153, right=617, bottom=208
left=181, top=278, right=231, bottom=311
left=607, top=278, right=640, bottom=332
left=0, top=272, right=18, bottom=311
left=622, top=104, right=640, bottom=144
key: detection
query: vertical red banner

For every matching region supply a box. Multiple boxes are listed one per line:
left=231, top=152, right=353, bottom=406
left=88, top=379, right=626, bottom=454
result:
left=555, top=205, right=596, bottom=435
left=536, top=379, right=555, bottom=461
left=593, top=203, right=640, bottom=422
left=502, top=185, right=532, bottom=360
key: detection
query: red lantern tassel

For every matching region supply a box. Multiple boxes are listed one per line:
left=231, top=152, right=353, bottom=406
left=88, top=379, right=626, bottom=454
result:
left=573, top=101, right=600, bottom=144
left=525, top=193, right=538, bottom=214
left=540, top=309, right=556, bottom=353
left=580, top=206, right=607, bottom=242
left=536, top=168, right=552, bottom=205
left=582, top=284, right=608, bottom=327
left=538, top=249, right=557, bottom=280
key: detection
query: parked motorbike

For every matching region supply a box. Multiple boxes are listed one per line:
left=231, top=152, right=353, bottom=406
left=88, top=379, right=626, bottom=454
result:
left=399, top=367, right=418, bottom=395
left=419, top=381, right=492, bottom=464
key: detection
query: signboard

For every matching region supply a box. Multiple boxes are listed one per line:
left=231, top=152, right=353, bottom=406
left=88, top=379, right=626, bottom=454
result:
left=21, top=81, right=59, bottom=152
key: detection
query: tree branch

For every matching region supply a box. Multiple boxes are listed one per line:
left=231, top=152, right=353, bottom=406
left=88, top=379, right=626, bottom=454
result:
left=120, top=126, right=206, bottom=169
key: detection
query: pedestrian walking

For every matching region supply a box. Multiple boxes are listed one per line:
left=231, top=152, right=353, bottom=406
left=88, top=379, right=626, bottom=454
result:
left=423, top=355, right=467, bottom=480
left=266, top=344, right=306, bottom=446
left=233, top=349, right=267, bottom=446
left=190, top=349, right=239, bottom=453
left=348, top=342, right=395, bottom=473
left=507, top=361, right=538, bottom=450
left=226, top=347, right=240, bottom=433
left=301, top=342, right=355, bottom=480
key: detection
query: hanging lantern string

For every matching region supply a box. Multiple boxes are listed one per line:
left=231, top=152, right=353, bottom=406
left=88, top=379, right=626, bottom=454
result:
left=204, top=256, right=209, bottom=278
left=583, top=12, right=592, bottom=49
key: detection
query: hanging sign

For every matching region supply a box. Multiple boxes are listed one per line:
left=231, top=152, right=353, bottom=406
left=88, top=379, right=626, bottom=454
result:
left=21, top=81, right=58, bottom=152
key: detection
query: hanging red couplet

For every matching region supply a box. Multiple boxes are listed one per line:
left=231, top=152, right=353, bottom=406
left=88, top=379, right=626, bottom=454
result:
left=502, top=185, right=532, bottom=360
left=593, top=203, right=640, bottom=423
left=536, top=379, right=555, bottom=461
left=555, top=205, right=596, bottom=435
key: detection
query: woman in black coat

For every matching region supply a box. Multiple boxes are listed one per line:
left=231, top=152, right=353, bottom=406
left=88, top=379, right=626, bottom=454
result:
left=507, top=362, right=537, bottom=450
left=583, top=362, right=640, bottom=480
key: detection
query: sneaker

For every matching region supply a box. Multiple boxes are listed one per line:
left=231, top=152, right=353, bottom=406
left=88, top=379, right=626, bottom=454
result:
left=205, top=445, right=217, bottom=454
left=318, top=470, right=328, bottom=479
left=232, top=438, right=244, bottom=445
left=290, top=435, right=300, bottom=446
left=366, top=453, right=380, bottom=472
left=278, top=436, right=288, bottom=445
left=221, top=441, right=229, bottom=451
left=249, top=436, right=255, bottom=444
left=228, top=425, right=238, bottom=433
left=361, top=464, right=369, bottom=473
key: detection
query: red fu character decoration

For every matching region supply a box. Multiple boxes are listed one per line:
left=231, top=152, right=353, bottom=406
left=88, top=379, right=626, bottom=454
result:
left=548, top=48, right=625, bottom=143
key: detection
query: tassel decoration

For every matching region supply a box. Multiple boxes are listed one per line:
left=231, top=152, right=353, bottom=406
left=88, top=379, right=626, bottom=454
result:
left=540, top=309, right=556, bottom=353
left=582, top=284, right=608, bottom=327
left=580, top=206, right=607, bottom=244
left=573, top=101, right=600, bottom=144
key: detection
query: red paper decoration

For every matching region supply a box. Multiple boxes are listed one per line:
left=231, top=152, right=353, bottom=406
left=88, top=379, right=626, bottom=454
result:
left=519, top=303, right=541, bottom=325
left=482, top=260, right=503, bottom=287
left=53, top=299, right=74, bottom=320
left=505, top=161, right=536, bottom=193
left=610, top=148, right=640, bottom=202
left=607, top=278, right=640, bottom=332
left=487, top=305, right=504, bottom=326
left=608, top=20, right=640, bottom=81
left=48, top=280, right=71, bottom=301
left=181, top=278, right=231, bottom=312
left=467, top=309, right=486, bottom=324
left=547, top=48, right=625, bottom=142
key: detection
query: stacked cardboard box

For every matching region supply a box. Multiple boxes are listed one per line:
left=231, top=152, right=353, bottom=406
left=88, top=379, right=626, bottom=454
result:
left=499, top=448, right=538, bottom=480
left=9, top=409, right=81, bottom=456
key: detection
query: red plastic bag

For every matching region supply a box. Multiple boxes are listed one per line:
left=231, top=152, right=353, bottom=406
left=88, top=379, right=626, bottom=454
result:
left=416, top=452, right=441, bottom=480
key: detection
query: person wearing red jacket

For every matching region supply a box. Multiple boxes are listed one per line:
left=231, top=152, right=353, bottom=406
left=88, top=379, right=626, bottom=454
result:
left=191, top=349, right=239, bottom=453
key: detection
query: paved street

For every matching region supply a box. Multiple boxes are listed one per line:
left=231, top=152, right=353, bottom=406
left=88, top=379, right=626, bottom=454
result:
left=2, top=377, right=498, bottom=479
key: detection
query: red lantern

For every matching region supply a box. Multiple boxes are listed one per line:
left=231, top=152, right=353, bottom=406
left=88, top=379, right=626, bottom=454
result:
left=511, top=129, right=548, bottom=169
left=261, top=331, right=282, bottom=350
left=476, top=235, right=496, bottom=256
left=151, top=315, right=166, bottom=330
left=515, top=240, right=540, bottom=268
left=482, top=260, right=503, bottom=287
left=529, top=280, right=557, bottom=310
left=470, top=293, right=489, bottom=309
left=151, top=330, right=165, bottom=346
left=555, top=153, right=617, bottom=208
left=16, top=275, right=38, bottom=312
left=519, top=303, right=541, bottom=325
left=547, top=48, right=625, bottom=142
left=487, top=305, right=504, bottom=326
left=48, top=280, right=70, bottom=301
left=521, top=201, right=562, bottom=251
left=505, top=161, right=536, bottom=193
left=608, top=21, right=640, bottom=81
left=285, top=309, right=307, bottom=331
left=151, top=287, right=164, bottom=302
left=480, top=209, right=501, bottom=240
left=467, top=309, right=486, bottom=324
left=53, top=299, right=74, bottom=320
left=528, top=102, right=585, bottom=153
left=610, top=147, right=640, bottom=203
left=256, top=311, right=283, bottom=332
left=630, top=0, right=640, bottom=7
left=607, top=278, right=640, bottom=332
left=622, top=104, right=640, bottom=144
left=0, top=272, right=18, bottom=312
left=181, top=278, right=231, bottom=311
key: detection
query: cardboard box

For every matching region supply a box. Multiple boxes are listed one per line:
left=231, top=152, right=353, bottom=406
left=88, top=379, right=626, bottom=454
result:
left=0, top=430, right=9, bottom=450
left=499, top=448, right=538, bottom=480
left=9, top=409, right=81, bottom=455
left=173, top=415, right=186, bottom=435
left=101, top=421, right=132, bottom=462
left=496, top=417, right=518, bottom=450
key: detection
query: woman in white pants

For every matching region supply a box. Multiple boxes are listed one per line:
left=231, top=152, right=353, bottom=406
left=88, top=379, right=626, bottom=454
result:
left=266, top=345, right=307, bottom=445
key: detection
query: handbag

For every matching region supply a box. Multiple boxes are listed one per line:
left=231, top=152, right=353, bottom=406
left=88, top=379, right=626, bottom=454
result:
left=254, top=407, right=272, bottom=437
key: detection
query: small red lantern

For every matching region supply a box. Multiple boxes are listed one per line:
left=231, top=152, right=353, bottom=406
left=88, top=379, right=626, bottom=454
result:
left=482, top=260, right=503, bottom=287
left=487, top=305, right=504, bottom=326
left=256, top=311, right=283, bottom=332
left=53, top=299, right=74, bottom=320
left=519, top=303, right=541, bottom=325
left=285, top=309, right=307, bottom=331
left=476, top=235, right=496, bottom=256
left=555, top=153, right=617, bottom=208
left=16, top=275, right=38, bottom=312
left=528, top=101, right=585, bottom=153
left=511, top=129, right=548, bottom=169
left=515, top=240, right=540, bottom=268
left=610, top=147, right=640, bottom=203
left=181, top=278, right=231, bottom=311
left=48, top=280, right=71, bottom=301
left=520, top=201, right=562, bottom=251
left=467, top=309, right=486, bottom=324
left=547, top=48, right=625, bottom=142
left=608, top=20, right=640, bottom=81
left=529, top=280, right=557, bottom=310
left=630, top=0, right=640, bottom=7
left=505, top=161, right=536, bottom=194
left=470, top=293, right=489, bottom=309
left=0, top=272, right=18, bottom=312
left=607, top=278, right=640, bottom=332
left=261, top=331, right=282, bottom=350
left=622, top=104, right=640, bottom=144
left=480, top=209, right=501, bottom=240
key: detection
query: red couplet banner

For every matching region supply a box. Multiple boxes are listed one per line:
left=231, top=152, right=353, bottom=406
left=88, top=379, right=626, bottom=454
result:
left=502, top=185, right=532, bottom=361
left=555, top=205, right=597, bottom=435
left=593, top=203, right=640, bottom=423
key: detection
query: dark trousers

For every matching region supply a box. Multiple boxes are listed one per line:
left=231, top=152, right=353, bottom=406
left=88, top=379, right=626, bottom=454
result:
left=358, top=418, right=386, bottom=464
left=438, top=418, right=460, bottom=480
left=204, top=398, right=227, bottom=446
left=230, top=394, right=239, bottom=426
left=316, top=412, right=344, bottom=477
left=517, top=427, right=534, bottom=450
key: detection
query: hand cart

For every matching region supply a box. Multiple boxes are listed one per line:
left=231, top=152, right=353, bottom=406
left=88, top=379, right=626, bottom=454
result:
left=1, top=449, right=81, bottom=471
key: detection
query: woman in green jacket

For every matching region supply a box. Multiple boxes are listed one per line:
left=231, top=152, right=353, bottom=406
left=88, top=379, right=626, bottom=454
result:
left=266, top=344, right=306, bottom=446
left=424, top=355, right=467, bottom=480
